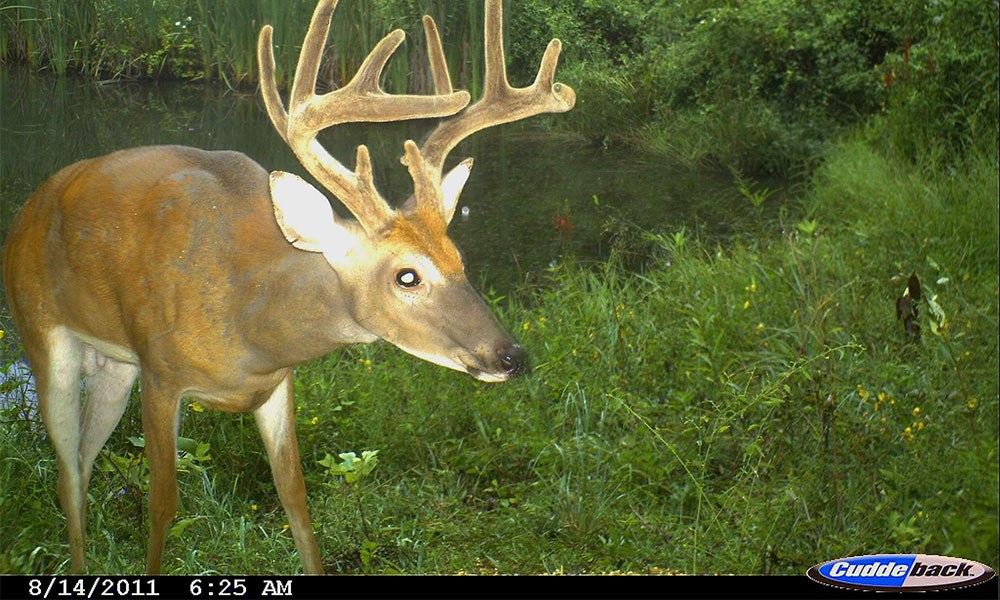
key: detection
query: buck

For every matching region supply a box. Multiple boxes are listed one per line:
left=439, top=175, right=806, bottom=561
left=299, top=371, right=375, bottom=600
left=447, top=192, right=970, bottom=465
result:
left=1, top=0, right=574, bottom=574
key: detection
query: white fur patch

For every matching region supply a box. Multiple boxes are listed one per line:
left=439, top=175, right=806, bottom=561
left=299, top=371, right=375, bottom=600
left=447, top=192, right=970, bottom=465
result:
left=270, top=171, right=336, bottom=253
left=269, top=171, right=366, bottom=262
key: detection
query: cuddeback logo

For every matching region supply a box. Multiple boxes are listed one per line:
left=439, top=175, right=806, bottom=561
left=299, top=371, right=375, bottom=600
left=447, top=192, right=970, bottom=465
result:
left=807, top=554, right=996, bottom=591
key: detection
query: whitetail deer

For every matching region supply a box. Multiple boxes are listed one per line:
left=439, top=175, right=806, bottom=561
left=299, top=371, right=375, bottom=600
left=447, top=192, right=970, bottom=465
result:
left=1, top=0, right=574, bottom=574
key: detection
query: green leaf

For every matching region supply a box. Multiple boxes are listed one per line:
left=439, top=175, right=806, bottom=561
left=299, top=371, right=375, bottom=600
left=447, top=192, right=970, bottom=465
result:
left=168, top=516, right=203, bottom=539
left=177, top=436, right=198, bottom=454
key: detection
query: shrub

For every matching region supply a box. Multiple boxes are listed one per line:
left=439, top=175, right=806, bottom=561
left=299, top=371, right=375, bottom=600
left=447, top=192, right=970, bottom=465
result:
left=875, top=0, right=1000, bottom=162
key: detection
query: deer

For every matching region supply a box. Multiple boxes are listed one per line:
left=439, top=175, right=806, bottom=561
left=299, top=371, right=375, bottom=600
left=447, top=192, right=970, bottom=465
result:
left=0, top=0, right=574, bottom=574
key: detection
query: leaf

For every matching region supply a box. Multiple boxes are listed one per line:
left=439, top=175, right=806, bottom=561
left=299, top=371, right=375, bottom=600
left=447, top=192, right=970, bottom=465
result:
left=321, top=449, right=379, bottom=484
left=796, top=218, right=819, bottom=235
left=169, top=516, right=203, bottom=539
left=926, top=294, right=947, bottom=335
left=338, top=452, right=358, bottom=470
left=177, top=436, right=198, bottom=454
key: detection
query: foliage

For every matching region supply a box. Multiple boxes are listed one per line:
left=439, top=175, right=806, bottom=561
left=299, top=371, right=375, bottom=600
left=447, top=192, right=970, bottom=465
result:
left=321, top=450, right=379, bottom=485
left=3, top=0, right=995, bottom=175
left=873, top=0, right=1000, bottom=163
left=622, top=0, right=898, bottom=172
left=648, top=0, right=895, bottom=122
left=510, top=0, right=997, bottom=175
left=0, top=0, right=201, bottom=79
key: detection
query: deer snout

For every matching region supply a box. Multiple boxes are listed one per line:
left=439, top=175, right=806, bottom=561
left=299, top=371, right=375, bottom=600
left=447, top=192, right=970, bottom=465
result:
left=498, top=344, right=530, bottom=378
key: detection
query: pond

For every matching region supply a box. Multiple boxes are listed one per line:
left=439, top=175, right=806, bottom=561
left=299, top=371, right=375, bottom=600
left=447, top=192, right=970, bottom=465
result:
left=1, top=67, right=787, bottom=295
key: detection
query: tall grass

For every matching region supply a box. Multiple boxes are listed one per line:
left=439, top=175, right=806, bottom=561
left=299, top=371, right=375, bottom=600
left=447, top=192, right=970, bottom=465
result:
left=0, top=0, right=495, bottom=92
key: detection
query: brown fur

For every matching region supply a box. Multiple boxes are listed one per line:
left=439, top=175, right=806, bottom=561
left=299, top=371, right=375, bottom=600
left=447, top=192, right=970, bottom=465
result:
left=386, top=208, right=465, bottom=277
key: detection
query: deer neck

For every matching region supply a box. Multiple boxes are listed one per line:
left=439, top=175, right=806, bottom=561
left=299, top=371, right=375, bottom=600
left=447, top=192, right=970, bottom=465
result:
left=240, top=248, right=377, bottom=370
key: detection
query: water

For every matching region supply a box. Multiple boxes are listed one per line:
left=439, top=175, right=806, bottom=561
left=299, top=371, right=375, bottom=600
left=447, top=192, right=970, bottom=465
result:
left=1, top=67, right=785, bottom=294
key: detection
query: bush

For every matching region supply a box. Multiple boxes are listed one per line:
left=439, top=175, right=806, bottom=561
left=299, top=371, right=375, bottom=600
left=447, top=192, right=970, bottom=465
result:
left=638, top=97, right=821, bottom=175
left=874, top=0, right=1000, bottom=162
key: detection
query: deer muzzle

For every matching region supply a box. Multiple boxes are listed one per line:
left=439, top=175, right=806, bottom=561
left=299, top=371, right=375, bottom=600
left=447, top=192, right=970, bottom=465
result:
left=465, top=342, right=530, bottom=382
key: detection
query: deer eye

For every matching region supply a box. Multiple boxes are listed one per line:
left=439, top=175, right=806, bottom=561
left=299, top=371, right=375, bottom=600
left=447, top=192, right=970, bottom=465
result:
left=395, top=268, right=421, bottom=288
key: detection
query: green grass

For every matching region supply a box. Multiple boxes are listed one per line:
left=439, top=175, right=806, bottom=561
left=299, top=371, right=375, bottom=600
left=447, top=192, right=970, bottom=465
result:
left=1, top=135, right=995, bottom=574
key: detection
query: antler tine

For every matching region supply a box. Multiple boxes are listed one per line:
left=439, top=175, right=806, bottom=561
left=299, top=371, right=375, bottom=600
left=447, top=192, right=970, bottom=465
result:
left=482, top=0, right=510, bottom=96
left=257, top=25, right=288, bottom=143
left=422, top=15, right=453, bottom=95
left=257, top=0, right=472, bottom=234
left=402, top=140, right=439, bottom=207
left=535, top=38, right=564, bottom=90
left=289, top=0, right=337, bottom=115
left=419, top=0, right=577, bottom=179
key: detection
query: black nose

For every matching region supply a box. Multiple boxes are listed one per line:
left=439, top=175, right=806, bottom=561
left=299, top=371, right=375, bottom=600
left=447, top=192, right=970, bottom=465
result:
left=498, top=344, right=530, bottom=378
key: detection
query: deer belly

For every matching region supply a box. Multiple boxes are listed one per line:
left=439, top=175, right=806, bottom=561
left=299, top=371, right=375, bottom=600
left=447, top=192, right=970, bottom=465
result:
left=73, top=330, right=140, bottom=365
left=183, top=374, right=288, bottom=414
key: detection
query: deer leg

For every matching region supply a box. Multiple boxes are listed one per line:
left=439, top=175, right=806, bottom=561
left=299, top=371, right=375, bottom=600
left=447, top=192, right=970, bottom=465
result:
left=140, top=374, right=182, bottom=574
left=33, top=329, right=86, bottom=571
left=254, top=373, right=324, bottom=574
left=79, top=349, right=139, bottom=506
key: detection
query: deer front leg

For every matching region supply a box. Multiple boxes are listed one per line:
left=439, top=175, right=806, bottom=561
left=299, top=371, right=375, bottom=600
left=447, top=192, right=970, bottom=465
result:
left=33, top=329, right=87, bottom=572
left=141, top=375, right=182, bottom=575
left=254, top=373, right=324, bottom=574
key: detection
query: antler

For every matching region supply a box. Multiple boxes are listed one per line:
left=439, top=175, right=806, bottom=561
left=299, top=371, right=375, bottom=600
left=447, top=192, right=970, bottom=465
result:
left=259, top=0, right=575, bottom=230
left=257, top=0, right=471, bottom=233
left=418, top=0, right=577, bottom=180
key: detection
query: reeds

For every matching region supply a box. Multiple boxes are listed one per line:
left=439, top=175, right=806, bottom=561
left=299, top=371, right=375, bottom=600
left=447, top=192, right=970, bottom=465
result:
left=1, top=0, right=495, bottom=93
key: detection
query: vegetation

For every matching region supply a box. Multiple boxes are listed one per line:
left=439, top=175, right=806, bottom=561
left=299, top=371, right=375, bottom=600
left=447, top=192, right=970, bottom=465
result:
left=1, top=1, right=495, bottom=96
left=555, top=0, right=998, bottom=173
left=3, top=0, right=995, bottom=175
left=0, top=0, right=997, bottom=577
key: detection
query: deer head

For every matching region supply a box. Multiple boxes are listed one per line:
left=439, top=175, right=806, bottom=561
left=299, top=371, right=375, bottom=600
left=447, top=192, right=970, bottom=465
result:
left=256, top=0, right=574, bottom=380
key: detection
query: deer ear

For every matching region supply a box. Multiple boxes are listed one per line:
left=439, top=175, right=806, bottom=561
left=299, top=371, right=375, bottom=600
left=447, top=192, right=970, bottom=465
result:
left=440, top=158, right=474, bottom=224
left=269, top=171, right=359, bottom=255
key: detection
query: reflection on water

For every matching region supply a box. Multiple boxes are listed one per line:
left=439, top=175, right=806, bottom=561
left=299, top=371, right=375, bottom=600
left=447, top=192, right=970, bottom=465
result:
left=1, top=67, right=786, bottom=293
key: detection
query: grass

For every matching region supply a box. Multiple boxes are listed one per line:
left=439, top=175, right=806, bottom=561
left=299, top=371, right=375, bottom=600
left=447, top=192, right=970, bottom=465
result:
left=1, top=133, right=996, bottom=574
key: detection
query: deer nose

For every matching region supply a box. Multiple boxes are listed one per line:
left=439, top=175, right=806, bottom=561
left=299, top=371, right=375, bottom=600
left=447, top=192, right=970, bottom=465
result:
left=498, top=344, right=530, bottom=378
